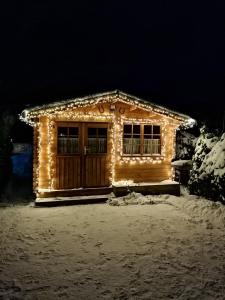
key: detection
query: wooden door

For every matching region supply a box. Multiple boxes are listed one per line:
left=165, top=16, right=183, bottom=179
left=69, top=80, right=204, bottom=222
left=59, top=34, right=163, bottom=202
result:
left=56, top=122, right=109, bottom=189
left=84, top=123, right=109, bottom=187
left=56, top=122, right=81, bottom=189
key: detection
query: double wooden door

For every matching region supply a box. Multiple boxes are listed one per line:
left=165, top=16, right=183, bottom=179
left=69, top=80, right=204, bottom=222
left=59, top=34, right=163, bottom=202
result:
left=56, top=122, right=109, bottom=189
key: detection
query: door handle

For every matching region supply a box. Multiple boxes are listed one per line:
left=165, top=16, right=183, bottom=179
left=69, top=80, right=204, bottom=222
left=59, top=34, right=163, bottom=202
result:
left=84, top=146, right=89, bottom=155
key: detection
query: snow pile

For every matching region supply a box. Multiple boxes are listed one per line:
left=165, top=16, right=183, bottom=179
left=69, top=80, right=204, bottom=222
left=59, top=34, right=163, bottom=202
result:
left=112, top=180, right=177, bottom=187
left=108, top=192, right=180, bottom=207
left=171, top=160, right=192, bottom=167
left=108, top=192, right=156, bottom=206
left=108, top=191, right=225, bottom=229
left=112, top=180, right=135, bottom=186
left=167, top=194, right=225, bottom=229
left=189, top=126, right=225, bottom=201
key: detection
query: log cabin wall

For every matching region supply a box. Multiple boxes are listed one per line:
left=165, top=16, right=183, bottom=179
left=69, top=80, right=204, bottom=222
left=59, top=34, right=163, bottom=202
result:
left=33, top=125, right=38, bottom=190
left=36, top=99, right=182, bottom=191
left=38, top=116, right=50, bottom=189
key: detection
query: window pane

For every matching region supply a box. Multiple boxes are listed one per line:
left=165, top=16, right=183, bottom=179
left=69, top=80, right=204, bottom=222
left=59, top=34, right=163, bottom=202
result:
left=88, top=128, right=97, bottom=137
left=58, top=127, right=67, bottom=136
left=144, top=139, right=160, bottom=154
left=58, top=137, right=67, bottom=154
left=98, top=128, right=107, bottom=137
left=124, top=133, right=132, bottom=138
left=123, top=138, right=141, bottom=154
left=133, top=125, right=140, bottom=134
left=68, top=138, right=79, bottom=153
left=69, top=127, right=78, bottom=136
left=153, top=125, right=160, bottom=134
left=152, top=139, right=160, bottom=154
left=123, top=138, right=133, bottom=154
left=98, top=138, right=107, bottom=153
left=88, top=138, right=98, bottom=153
left=144, top=135, right=151, bottom=139
left=144, top=139, right=153, bottom=154
left=144, top=125, right=152, bottom=134
left=124, top=125, right=132, bottom=134
left=132, top=138, right=140, bottom=154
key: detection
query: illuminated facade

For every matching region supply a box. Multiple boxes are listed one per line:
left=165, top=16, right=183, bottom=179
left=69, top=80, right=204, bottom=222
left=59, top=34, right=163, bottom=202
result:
left=20, top=90, right=195, bottom=197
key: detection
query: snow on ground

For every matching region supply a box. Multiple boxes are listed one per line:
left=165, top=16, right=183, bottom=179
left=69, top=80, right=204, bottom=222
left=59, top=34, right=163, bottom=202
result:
left=1, top=194, right=225, bottom=300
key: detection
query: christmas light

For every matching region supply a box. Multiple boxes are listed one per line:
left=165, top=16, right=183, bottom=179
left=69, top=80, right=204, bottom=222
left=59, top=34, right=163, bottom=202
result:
left=20, top=91, right=193, bottom=193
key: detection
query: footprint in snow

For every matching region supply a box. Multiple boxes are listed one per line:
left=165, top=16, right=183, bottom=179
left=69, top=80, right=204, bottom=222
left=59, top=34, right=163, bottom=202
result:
left=95, top=242, right=103, bottom=247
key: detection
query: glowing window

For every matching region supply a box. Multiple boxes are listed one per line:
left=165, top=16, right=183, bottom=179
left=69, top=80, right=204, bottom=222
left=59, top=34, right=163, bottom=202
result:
left=123, top=124, right=161, bottom=155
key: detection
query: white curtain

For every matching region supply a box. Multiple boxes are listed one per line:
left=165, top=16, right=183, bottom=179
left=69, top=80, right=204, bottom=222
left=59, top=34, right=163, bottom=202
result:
left=144, top=139, right=160, bottom=154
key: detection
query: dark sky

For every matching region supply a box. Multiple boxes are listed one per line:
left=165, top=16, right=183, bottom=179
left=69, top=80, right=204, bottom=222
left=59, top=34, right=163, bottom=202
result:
left=1, top=1, right=225, bottom=128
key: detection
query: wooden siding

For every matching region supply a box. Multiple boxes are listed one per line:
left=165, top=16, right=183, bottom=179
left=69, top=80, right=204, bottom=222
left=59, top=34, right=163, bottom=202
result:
left=35, top=101, right=182, bottom=193
left=56, top=156, right=81, bottom=189
left=33, top=125, right=38, bottom=190
left=114, top=162, right=171, bottom=182
left=38, top=116, right=49, bottom=189
left=85, top=156, right=109, bottom=187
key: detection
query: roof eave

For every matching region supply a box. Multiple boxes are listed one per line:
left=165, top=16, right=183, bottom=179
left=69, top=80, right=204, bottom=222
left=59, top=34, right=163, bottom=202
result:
left=20, top=90, right=195, bottom=127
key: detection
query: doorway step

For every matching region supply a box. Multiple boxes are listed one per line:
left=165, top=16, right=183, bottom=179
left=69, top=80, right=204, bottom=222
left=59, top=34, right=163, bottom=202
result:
left=35, top=194, right=110, bottom=207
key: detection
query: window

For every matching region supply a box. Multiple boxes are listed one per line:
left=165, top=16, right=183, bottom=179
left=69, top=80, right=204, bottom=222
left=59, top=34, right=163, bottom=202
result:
left=58, top=127, right=79, bottom=154
left=143, top=125, right=161, bottom=155
left=123, top=124, right=141, bottom=154
left=123, top=124, right=161, bottom=155
left=87, top=127, right=107, bottom=153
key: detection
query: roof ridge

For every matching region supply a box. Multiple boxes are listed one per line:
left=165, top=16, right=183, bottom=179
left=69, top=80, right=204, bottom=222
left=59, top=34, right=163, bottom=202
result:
left=20, top=90, right=195, bottom=127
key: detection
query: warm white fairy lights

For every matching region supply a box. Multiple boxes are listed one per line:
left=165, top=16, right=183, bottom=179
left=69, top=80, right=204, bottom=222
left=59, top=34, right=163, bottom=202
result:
left=20, top=91, right=191, bottom=126
left=115, top=115, right=180, bottom=165
left=47, top=117, right=56, bottom=189
left=47, top=118, right=51, bottom=188
left=36, top=121, right=41, bottom=190
left=33, top=123, right=39, bottom=191
left=21, top=91, right=192, bottom=192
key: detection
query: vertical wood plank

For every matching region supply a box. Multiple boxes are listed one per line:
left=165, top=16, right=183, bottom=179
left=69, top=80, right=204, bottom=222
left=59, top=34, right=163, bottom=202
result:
left=93, top=157, right=96, bottom=186
left=97, top=157, right=100, bottom=186
left=103, top=157, right=106, bottom=185
left=73, top=157, right=76, bottom=187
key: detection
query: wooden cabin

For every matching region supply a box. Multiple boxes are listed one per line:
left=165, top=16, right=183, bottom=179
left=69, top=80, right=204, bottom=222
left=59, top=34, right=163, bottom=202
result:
left=20, top=90, right=194, bottom=201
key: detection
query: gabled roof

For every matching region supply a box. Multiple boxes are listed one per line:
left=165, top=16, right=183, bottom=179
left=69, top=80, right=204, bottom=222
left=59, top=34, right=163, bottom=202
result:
left=20, top=90, right=195, bottom=127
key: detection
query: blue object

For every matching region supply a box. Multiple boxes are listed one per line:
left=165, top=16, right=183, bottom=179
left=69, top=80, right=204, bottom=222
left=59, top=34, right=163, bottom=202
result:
left=11, top=151, right=32, bottom=178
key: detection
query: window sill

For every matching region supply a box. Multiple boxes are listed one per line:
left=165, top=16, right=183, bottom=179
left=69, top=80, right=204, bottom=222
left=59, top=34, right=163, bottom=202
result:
left=121, top=154, right=163, bottom=158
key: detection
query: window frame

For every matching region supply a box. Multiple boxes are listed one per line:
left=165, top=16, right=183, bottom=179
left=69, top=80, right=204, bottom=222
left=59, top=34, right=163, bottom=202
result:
left=122, top=123, right=162, bottom=156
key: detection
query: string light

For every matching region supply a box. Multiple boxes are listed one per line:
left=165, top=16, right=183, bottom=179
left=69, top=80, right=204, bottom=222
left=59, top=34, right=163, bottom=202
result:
left=20, top=91, right=193, bottom=126
left=20, top=91, right=193, bottom=192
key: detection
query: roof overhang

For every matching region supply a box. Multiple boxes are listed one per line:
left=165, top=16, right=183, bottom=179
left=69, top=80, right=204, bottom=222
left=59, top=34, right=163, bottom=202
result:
left=20, top=90, right=196, bottom=128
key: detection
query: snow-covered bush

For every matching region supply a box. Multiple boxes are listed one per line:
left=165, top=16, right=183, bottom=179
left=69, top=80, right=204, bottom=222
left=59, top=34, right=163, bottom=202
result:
left=188, top=126, right=225, bottom=201
left=198, top=133, right=225, bottom=201
left=175, top=130, right=197, bottom=160
left=172, top=128, right=197, bottom=185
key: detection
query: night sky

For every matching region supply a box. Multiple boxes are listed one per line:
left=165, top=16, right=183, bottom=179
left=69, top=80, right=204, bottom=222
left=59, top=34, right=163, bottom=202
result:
left=1, top=1, right=225, bottom=133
